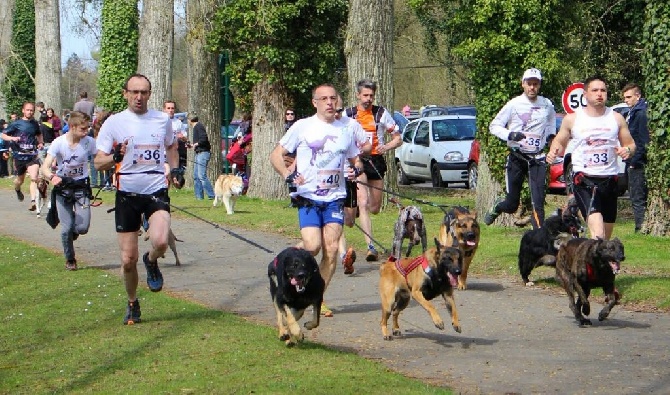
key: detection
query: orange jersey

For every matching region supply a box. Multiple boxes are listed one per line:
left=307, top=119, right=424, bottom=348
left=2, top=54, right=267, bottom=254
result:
left=348, top=105, right=397, bottom=155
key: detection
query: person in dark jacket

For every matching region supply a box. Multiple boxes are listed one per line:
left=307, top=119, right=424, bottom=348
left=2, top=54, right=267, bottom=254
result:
left=188, top=113, right=215, bottom=200
left=622, top=83, right=649, bottom=232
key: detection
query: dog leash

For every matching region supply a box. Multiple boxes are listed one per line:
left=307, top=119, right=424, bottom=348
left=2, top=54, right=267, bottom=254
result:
left=353, top=222, right=390, bottom=254
left=355, top=180, right=452, bottom=214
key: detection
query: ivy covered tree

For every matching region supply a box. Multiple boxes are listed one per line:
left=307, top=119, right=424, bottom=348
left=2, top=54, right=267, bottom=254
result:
left=210, top=0, right=348, bottom=199
left=410, top=0, right=578, bottom=221
left=2, top=0, right=35, bottom=114
left=640, top=1, right=670, bottom=236
left=97, top=0, right=138, bottom=112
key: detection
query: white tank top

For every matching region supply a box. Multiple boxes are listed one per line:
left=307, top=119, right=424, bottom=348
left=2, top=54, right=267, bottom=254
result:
left=571, top=107, right=620, bottom=176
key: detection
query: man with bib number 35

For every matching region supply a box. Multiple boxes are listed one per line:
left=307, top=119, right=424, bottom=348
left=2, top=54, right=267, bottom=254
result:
left=485, top=68, right=556, bottom=229
left=94, top=73, right=185, bottom=325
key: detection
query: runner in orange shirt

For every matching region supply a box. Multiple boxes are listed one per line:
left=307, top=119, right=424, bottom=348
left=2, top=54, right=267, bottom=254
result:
left=344, top=79, right=401, bottom=261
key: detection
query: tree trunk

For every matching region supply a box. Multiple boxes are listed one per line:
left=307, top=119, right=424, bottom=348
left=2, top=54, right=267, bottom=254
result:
left=475, top=153, right=518, bottom=227
left=34, top=0, right=62, bottom=113
left=137, top=0, right=173, bottom=110
left=247, top=77, right=289, bottom=199
left=0, top=0, right=15, bottom=119
left=186, top=0, right=221, bottom=189
left=345, top=0, right=396, bottom=204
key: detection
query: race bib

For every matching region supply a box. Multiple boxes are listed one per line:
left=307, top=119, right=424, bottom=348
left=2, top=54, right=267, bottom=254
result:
left=520, top=132, right=542, bottom=151
left=133, top=143, right=162, bottom=165
left=584, top=147, right=613, bottom=168
left=317, top=169, right=341, bottom=190
left=63, top=163, right=85, bottom=177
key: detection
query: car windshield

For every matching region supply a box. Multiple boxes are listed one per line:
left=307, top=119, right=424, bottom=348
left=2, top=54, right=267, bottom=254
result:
left=432, top=119, right=476, bottom=141
left=447, top=106, right=476, bottom=116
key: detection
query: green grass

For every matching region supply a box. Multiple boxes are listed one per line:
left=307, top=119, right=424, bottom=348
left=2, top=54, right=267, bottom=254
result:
left=0, top=237, right=451, bottom=394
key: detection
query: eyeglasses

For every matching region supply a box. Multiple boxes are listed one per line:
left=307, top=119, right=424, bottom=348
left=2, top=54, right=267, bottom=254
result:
left=285, top=112, right=295, bottom=116
left=126, top=90, right=151, bottom=96
left=313, top=96, right=337, bottom=103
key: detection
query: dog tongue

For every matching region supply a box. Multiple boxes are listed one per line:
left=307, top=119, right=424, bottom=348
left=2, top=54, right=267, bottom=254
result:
left=466, top=240, right=475, bottom=246
left=290, top=278, right=298, bottom=286
left=609, top=261, right=620, bottom=274
left=447, top=272, right=458, bottom=287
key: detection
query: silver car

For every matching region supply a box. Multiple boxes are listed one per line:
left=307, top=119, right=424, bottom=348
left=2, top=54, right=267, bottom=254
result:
left=395, top=115, right=477, bottom=188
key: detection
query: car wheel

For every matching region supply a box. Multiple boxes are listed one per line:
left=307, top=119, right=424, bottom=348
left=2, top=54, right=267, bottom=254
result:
left=431, top=163, right=445, bottom=188
left=467, top=162, right=478, bottom=190
left=397, top=161, right=410, bottom=185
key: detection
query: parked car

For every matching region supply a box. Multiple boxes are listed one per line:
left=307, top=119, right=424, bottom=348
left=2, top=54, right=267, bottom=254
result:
left=549, top=106, right=628, bottom=195
left=395, top=115, right=477, bottom=188
left=421, top=105, right=476, bottom=118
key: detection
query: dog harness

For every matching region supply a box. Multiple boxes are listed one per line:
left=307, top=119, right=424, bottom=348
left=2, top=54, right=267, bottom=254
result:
left=394, top=255, right=430, bottom=283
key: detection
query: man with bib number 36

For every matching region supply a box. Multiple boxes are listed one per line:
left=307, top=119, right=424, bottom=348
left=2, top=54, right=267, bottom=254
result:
left=485, top=68, right=556, bottom=229
left=94, top=73, right=185, bottom=325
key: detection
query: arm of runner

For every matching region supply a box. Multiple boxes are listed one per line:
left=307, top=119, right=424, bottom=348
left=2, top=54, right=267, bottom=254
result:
left=614, top=112, right=636, bottom=160
left=546, top=113, right=574, bottom=164
left=489, top=102, right=513, bottom=141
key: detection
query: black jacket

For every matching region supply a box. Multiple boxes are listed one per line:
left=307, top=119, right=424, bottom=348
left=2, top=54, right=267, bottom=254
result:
left=626, top=98, right=649, bottom=168
left=192, top=122, right=211, bottom=153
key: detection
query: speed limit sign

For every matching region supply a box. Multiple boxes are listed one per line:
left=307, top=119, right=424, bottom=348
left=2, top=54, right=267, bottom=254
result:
left=562, top=82, right=586, bottom=114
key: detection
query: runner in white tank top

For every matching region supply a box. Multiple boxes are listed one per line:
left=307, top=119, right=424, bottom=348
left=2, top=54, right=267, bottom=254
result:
left=547, top=77, right=635, bottom=240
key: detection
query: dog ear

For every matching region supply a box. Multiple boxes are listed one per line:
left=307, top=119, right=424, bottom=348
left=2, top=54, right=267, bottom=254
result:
left=434, top=237, right=442, bottom=250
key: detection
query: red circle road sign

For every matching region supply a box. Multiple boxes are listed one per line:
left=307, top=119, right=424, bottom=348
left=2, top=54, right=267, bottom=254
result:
left=562, top=82, right=585, bottom=114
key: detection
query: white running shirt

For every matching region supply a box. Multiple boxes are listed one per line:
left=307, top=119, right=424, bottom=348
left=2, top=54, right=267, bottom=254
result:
left=489, top=94, right=556, bottom=154
left=47, top=135, right=97, bottom=180
left=97, top=109, right=175, bottom=194
left=280, top=115, right=360, bottom=202
left=571, top=107, right=620, bottom=176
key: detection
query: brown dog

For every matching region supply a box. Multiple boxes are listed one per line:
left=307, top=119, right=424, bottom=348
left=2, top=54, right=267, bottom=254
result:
left=438, top=206, right=480, bottom=290
left=555, top=237, right=625, bottom=326
left=389, top=197, right=427, bottom=259
left=379, top=238, right=462, bottom=340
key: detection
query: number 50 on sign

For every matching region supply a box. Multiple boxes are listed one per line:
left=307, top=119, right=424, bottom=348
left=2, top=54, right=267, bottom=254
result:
left=561, top=82, right=586, bottom=114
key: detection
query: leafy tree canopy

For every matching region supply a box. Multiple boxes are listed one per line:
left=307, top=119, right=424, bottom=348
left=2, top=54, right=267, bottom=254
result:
left=2, top=0, right=36, bottom=114
left=210, top=0, right=348, bottom=115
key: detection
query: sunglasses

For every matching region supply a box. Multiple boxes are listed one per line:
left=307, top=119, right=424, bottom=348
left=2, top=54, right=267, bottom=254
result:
left=285, top=112, right=295, bottom=116
left=336, top=108, right=344, bottom=113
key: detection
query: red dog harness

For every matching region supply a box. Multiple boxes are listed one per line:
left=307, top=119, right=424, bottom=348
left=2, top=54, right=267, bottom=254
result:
left=393, top=255, right=430, bottom=283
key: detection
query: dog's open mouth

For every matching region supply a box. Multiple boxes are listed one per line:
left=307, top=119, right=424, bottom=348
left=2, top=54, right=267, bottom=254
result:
left=465, top=240, right=476, bottom=247
left=609, top=261, right=620, bottom=274
left=290, top=277, right=306, bottom=292
left=447, top=272, right=458, bottom=287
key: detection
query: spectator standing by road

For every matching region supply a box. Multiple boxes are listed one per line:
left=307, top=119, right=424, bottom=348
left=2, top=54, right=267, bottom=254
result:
left=73, top=91, right=95, bottom=119
left=94, top=73, right=184, bottom=325
left=188, top=113, right=215, bottom=200
left=0, top=119, right=9, bottom=177
left=284, top=108, right=296, bottom=131
left=621, top=83, right=649, bottom=233
left=343, top=78, right=400, bottom=261
left=46, top=108, right=62, bottom=134
left=163, top=101, right=188, bottom=169
left=1, top=102, right=43, bottom=211
left=547, top=76, right=635, bottom=240
left=484, top=68, right=556, bottom=229
left=41, top=111, right=97, bottom=271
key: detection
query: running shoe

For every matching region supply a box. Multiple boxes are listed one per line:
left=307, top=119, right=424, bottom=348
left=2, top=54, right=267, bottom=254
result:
left=28, top=200, right=36, bottom=211
left=483, top=198, right=504, bottom=225
left=342, top=247, right=356, bottom=274
left=124, top=299, right=142, bottom=325
left=366, top=246, right=379, bottom=262
left=320, top=303, right=333, bottom=317
left=143, top=252, right=163, bottom=292
left=15, top=188, right=24, bottom=202
left=65, top=259, right=77, bottom=271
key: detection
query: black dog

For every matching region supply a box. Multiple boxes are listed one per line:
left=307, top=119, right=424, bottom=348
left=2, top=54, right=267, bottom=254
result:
left=268, top=248, right=325, bottom=346
left=518, top=208, right=582, bottom=286
left=555, top=237, right=625, bottom=326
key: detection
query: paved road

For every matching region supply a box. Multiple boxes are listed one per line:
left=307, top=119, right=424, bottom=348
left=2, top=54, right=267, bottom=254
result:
left=2, top=189, right=668, bottom=394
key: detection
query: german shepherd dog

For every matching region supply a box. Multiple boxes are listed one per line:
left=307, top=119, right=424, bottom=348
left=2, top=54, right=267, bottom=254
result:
left=438, top=206, right=480, bottom=290
left=268, top=248, right=325, bottom=346
left=555, top=238, right=625, bottom=326
left=518, top=208, right=582, bottom=286
left=379, top=238, right=462, bottom=340
left=389, top=197, right=427, bottom=259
